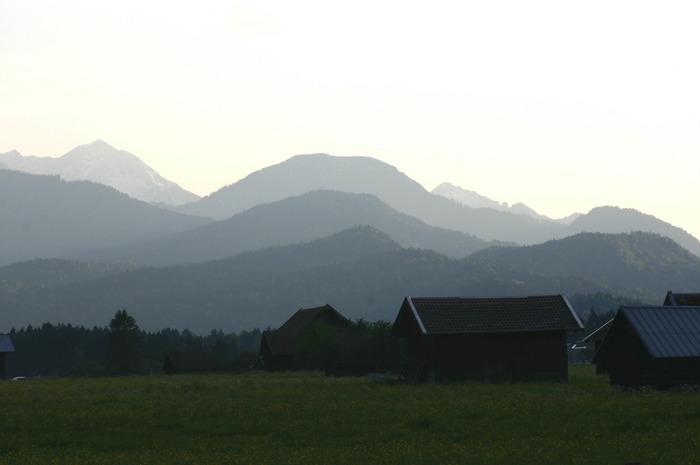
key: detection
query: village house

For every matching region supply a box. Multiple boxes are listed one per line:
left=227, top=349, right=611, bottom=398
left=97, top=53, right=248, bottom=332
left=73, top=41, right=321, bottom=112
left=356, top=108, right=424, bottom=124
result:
left=258, top=304, right=352, bottom=371
left=593, top=305, right=700, bottom=389
left=390, top=295, right=583, bottom=383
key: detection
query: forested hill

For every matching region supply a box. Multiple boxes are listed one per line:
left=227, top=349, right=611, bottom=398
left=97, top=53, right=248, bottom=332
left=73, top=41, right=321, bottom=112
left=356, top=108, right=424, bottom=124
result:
left=4, top=228, right=690, bottom=334
left=0, top=170, right=212, bottom=266
left=471, top=231, right=700, bottom=294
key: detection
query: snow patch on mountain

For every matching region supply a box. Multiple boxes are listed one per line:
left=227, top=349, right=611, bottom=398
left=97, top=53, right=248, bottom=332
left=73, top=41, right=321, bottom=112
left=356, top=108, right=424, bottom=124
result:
left=0, top=140, right=199, bottom=206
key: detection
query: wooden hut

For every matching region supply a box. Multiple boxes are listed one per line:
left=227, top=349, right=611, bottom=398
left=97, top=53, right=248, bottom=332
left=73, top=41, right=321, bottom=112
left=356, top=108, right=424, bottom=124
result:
left=163, top=351, right=221, bottom=374
left=390, top=295, right=583, bottom=383
left=0, top=334, right=16, bottom=379
left=259, top=304, right=351, bottom=371
left=593, top=306, right=700, bottom=389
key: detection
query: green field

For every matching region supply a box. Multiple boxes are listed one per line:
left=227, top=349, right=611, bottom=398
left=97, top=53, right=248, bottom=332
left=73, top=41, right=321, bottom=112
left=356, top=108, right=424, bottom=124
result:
left=1, top=366, right=698, bottom=465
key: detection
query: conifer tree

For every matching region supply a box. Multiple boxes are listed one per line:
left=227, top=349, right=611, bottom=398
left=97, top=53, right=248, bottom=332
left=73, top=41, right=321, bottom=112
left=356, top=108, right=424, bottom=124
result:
left=106, top=309, right=144, bottom=375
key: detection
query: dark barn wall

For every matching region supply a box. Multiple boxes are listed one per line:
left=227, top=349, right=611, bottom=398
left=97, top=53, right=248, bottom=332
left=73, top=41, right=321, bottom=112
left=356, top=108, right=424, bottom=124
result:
left=0, top=353, right=5, bottom=379
left=420, top=331, right=568, bottom=383
left=595, top=317, right=651, bottom=379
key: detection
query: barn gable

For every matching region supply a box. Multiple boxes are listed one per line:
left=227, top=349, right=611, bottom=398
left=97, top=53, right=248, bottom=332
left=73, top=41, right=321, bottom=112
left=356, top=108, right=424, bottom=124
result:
left=391, top=295, right=583, bottom=383
left=594, top=306, right=700, bottom=388
left=259, top=304, right=351, bottom=371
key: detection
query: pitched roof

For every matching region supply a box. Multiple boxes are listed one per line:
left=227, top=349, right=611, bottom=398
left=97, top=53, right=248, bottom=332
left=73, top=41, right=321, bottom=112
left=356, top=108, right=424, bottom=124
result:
left=0, top=334, right=15, bottom=353
left=261, top=304, right=351, bottom=356
left=617, top=306, right=700, bottom=358
left=394, top=295, right=583, bottom=335
left=277, top=304, right=350, bottom=333
left=164, top=351, right=221, bottom=371
left=664, top=291, right=700, bottom=306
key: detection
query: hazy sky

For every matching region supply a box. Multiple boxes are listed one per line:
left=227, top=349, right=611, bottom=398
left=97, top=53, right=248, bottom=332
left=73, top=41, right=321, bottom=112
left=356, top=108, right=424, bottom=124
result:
left=2, top=1, right=699, bottom=238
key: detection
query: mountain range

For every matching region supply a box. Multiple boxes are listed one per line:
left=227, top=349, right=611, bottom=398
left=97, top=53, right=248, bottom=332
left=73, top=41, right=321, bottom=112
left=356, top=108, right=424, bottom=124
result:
left=175, top=153, right=700, bottom=254
left=1, top=228, right=697, bottom=333
left=2, top=139, right=700, bottom=332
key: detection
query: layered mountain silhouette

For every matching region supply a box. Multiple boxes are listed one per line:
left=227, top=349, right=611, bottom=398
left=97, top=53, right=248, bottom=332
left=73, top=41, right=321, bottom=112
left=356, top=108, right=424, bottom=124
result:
left=0, top=170, right=212, bottom=266
left=83, top=190, right=495, bottom=265
left=176, top=153, right=700, bottom=254
left=2, top=145, right=699, bottom=272
left=2, top=229, right=695, bottom=333
left=0, top=140, right=199, bottom=206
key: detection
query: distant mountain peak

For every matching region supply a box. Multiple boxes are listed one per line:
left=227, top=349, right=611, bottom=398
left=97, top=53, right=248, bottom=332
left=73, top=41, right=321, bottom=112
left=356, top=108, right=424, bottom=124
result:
left=0, top=141, right=200, bottom=207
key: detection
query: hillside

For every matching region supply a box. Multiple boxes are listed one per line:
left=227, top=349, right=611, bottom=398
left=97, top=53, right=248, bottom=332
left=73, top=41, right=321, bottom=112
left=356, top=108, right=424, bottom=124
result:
left=0, top=170, right=212, bottom=266
left=1, top=228, right=675, bottom=333
left=567, top=206, right=700, bottom=255
left=471, top=231, right=700, bottom=294
left=0, top=140, right=200, bottom=206
left=84, top=190, right=493, bottom=265
left=177, top=153, right=567, bottom=245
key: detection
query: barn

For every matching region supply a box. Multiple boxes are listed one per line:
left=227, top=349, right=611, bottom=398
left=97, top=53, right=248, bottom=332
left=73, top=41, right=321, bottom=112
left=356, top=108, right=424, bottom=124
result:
left=0, top=334, right=15, bottom=379
left=259, top=304, right=352, bottom=371
left=593, top=305, right=700, bottom=389
left=390, top=295, right=583, bottom=383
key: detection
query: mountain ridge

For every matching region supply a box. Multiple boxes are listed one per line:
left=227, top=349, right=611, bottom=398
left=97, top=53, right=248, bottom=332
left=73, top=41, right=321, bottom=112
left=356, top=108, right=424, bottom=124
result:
left=2, top=230, right=693, bottom=333
left=0, top=170, right=212, bottom=266
left=0, top=140, right=200, bottom=206
left=82, top=190, right=494, bottom=265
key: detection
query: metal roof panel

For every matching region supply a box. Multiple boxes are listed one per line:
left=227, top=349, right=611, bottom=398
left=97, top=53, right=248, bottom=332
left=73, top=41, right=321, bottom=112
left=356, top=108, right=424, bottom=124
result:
left=621, top=306, right=700, bottom=358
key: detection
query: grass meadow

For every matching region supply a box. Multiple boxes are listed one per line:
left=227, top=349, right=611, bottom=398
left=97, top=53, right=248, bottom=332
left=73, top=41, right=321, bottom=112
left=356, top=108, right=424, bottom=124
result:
left=1, top=366, right=699, bottom=465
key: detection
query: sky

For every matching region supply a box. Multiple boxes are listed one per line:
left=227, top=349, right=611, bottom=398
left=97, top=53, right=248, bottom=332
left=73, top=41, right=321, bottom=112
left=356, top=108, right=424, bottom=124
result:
left=2, top=0, right=699, bottom=238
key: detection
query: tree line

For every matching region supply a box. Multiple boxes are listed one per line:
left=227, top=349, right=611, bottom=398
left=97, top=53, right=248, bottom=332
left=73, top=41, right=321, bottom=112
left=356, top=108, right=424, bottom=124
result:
left=6, top=310, right=262, bottom=378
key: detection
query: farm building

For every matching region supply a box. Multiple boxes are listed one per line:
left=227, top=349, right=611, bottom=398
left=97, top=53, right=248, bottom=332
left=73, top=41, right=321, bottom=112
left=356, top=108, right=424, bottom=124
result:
left=593, top=306, right=700, bottom=389
left=0, top=334, right=15, bottom=379
left=664, top=291, right=700, bottom=306
left=259, top=304, right=352, bottom=371
left=163, top=351, right=221, bottom=374
left=390, top=295, right=583, bottom=383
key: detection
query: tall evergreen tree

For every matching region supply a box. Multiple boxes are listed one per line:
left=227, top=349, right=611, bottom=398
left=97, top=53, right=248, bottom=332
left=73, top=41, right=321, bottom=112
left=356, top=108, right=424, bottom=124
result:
left=106, top=309, right=144, bottom=375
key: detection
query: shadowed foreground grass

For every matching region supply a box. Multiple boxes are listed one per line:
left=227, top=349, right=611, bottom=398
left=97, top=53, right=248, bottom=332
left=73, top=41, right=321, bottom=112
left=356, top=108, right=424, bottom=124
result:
left=1, top=366, right=699, bottom=464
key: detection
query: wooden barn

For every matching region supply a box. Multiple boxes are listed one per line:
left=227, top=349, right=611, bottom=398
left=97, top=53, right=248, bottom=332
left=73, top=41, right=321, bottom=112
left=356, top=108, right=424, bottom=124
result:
left=390, top=295, right=583, bottom=383
left=163, top=351, right=221, bottom=374
left=664, top=291, right=700, bottom=306
left=0, top=334, right=15, bottom=379
left=259, top=304, right=352, bottom=371
left=593, top=306, right=700, bottom=389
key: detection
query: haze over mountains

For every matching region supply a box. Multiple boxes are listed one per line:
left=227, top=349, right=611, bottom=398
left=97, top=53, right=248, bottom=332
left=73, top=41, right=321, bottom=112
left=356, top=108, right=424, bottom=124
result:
left=2, top=140, right=700, bottom=332
left=1, top=228, right=698, bottom=333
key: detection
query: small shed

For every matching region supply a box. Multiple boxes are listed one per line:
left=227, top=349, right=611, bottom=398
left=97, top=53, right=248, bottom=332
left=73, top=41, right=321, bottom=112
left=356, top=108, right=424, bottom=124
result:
left=163, top=351, right=221, bottom=374
left=390, top=295, right=583, bottom=383
left=593, top=306, right=700, bottom=389
left=0, top=334, right=16, bottom=379
left=259, top=304, right=352, bottom=371
left=664, top=291, right=700, bottom=306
